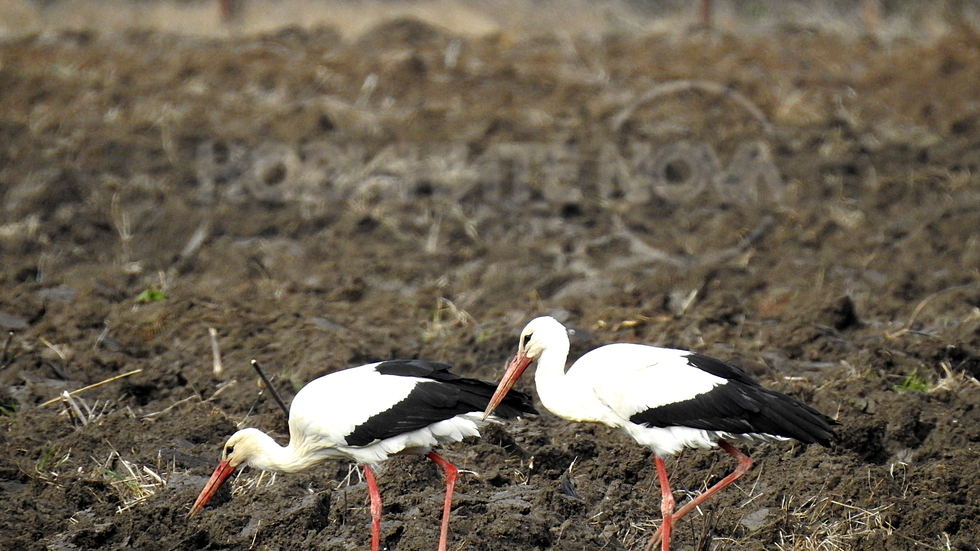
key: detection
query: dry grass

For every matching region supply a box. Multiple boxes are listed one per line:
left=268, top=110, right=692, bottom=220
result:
left=617, top=464, right=905, bottom=551
left=621, top=494, right=899, bottom=551
left=99, top=449, right=173, bottom=513
left=230, top=468, right=279, bottom=498
left=34, top=443, right=72, bottom=483
left=930, top=360, right=980, bottom=393
left=772, top=496, right=894, bottom=551
left=57, top=392, right=114, bottom=427
left=225, top=459, right=364, bottom=504
left=39, top=369, right=143, bottom=408
left=422, top=297, right=475, bottom=342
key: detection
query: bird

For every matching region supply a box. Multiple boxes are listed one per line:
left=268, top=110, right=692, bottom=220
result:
left=483, top=316, right=837, bottom=551
left=190, top=359, right=537, bottom=551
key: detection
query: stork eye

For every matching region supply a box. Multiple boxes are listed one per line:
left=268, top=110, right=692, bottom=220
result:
left=225, top=445, right=235, bottom=456
left=521, top=333, right=532, bottom=349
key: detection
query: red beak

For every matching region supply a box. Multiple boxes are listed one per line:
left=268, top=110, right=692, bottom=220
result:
left=483, top=351, right=533, bottom=420
left=189, top=460, right=236, bottom=517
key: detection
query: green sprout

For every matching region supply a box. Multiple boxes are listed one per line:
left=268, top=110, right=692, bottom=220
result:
left=102, top=468, right=140, bottom=493
left=893, top=369, right=930, bottom=392
left=100, top=454, right=169, bottom=511
left=36, top=445, right=71, bottom=475
left=136, top=286, right=167, bottom=303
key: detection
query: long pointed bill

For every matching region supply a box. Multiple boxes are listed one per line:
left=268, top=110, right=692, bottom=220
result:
left=482, top=351, right=533, bottom=420
left=189, top=460, right=236, bottom=517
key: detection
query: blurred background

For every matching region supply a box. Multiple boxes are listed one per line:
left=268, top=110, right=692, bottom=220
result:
left=2, top=0, right=980, bottom=40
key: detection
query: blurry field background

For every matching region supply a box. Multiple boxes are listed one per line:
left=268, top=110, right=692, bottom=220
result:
left=3, top=0, right=980, bottom=40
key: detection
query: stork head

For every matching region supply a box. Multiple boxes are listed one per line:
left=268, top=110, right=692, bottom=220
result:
left=515, top=316, right=566, bottom=361
left=220, top=428, right=270, bottom=467
left=188, top=428, right=267, bottom=516
left=483, top=316, right=567, bottom=419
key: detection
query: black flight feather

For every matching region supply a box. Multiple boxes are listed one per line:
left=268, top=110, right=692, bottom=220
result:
left=629, top=354, right=838, bottom=447
left=345, top=360, right=537, bottom=447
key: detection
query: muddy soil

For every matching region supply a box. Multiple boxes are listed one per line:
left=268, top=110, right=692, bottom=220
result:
left=2, top=14, right=980, bottom=551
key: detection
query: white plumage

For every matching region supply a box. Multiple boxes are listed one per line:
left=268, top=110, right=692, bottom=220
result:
left=484, top=316, right=837, bottom=551
left=288, top=363, right=487, bottom=464
left=190, top=359, right=535, bottom=551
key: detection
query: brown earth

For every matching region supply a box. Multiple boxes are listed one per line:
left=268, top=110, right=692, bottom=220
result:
left=2, top=13, right=980, bottom=551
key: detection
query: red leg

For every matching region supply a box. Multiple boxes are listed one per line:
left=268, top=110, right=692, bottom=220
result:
left=426, top=451, right=459, bottom=551
left=363, top=465, right=383, bottom=551
left=654, top=455, right=675, bottom=551
left=646, top=441, right=753, bottom=550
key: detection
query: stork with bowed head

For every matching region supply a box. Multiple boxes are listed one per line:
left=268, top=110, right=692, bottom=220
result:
left=190, top=359, right=536, bottom=551
left=483, top=316, right=837, bottom=551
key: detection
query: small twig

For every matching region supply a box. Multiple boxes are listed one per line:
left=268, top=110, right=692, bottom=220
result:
left=249, top=520, right=261, bottom=548
left=693, top=215, right=774, bottom=267
left=206, top=380, right=237, bottom=401
left=605, top=215, right=688, bottom=268
left=606, top=214, right=774, bottom=271
left=885, top=284, right=980, bottom=339
left=93, top=322, right=111, bottom=351
left=250, top=360, right=290, bottom=418
left=60, top=391, right=89, bottom=426
left=209, top=328, right=223, bottom=377
left=143, top=465, right=165, bottom=485
left=1, top=331, right=15, bottom=369
left=39, top=369, right=143, bottom=407
left=45, top=361, right=71, bottom=381
left=38, top=336, right=69, bottom=360
left=143, top=395, right=200, bottom=420
left=180, top=222, right=210, bottom=260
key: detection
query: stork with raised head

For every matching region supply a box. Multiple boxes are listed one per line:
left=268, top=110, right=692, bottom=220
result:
left=190, top=359, right=537, bottom=551
left=483, top=316, right=837, bottom=551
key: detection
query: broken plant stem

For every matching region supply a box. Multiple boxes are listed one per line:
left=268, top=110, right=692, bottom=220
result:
left=250, top=360, right=290, bottom=418
left=61, top=391, right=89, bottom=425
left=885, top=284, right=979, bottom=339
left=0, top=331, right=13, bottom=369
left=209, top=327, right=223, bottom=376
left=39, top=369, right=143, bottom=408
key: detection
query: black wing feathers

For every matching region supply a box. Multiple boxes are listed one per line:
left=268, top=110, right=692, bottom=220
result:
left=630, top=354, right=838, bottom=447
left=684, top=353, right=761, bottom=386
left=373, top=359, right=457, bottom=380
left=345, top=360, right=537, bottom=447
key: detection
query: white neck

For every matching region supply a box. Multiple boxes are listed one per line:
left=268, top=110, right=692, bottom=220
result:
left=531, top=329, right=597, bottom=423
left=245, top=430, right=335, bottom=474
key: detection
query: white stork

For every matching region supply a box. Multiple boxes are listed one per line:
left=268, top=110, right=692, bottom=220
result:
left=190, top=359, right=537, bottom=551
left=483, top=316, right=837, bottom=551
